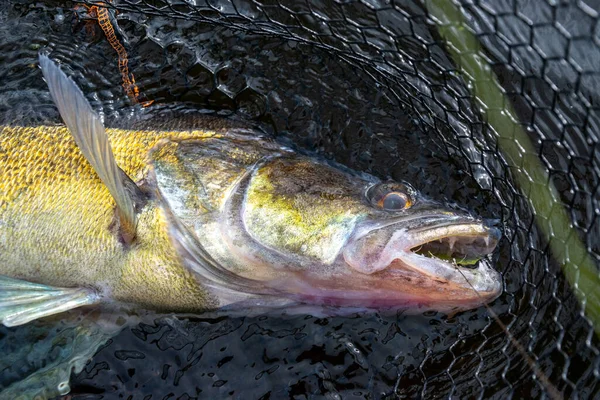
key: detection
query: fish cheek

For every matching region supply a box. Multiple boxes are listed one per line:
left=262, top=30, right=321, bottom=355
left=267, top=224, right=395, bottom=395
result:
left=242, top=159, right=366, bottom=265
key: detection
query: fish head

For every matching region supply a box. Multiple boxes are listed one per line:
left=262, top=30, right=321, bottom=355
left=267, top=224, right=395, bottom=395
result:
left=152, top=138, right=502, bottom=313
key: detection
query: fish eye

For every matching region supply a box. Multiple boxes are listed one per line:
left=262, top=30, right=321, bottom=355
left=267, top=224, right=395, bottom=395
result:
left=367, top=182, right=414, bottom=211
left=379, top=192, right=410, bottom=210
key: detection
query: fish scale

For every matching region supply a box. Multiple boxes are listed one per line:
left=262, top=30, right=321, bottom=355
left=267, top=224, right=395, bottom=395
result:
left=0, top=123, right=217, bottom=311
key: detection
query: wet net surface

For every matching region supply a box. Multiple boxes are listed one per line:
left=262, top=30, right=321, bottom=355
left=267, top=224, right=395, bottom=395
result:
left=0, top=0, right=599, bottom=398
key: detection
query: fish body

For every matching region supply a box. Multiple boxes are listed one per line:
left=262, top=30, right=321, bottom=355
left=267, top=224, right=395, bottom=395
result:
left=0, top=57, right=504, bottom=328
left=0, top=123, right=221, bottom=311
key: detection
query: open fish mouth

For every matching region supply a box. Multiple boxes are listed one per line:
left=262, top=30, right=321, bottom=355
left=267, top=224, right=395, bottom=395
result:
left=397, top=221, right=502, bottom=275
left=335, top=215, right=503, bottom=308
left=412, top=234, right=496, bottom=267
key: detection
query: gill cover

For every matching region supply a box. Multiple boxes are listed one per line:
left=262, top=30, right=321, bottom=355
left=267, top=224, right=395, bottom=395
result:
left=149, top=137, right=291, bottom=301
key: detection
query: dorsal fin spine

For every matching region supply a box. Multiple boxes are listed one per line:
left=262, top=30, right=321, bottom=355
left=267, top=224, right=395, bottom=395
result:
left=39, top=54, right=138, bottom=243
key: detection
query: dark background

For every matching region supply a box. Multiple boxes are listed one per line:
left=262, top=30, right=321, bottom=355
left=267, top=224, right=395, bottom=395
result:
left=0, top=0, right=598, bottom=398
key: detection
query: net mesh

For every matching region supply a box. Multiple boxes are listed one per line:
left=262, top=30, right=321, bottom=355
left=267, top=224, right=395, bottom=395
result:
left=2, top=0, right=599, bottom=398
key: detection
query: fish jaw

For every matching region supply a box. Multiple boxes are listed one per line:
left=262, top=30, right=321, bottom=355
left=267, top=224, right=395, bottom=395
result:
left=275, top=257, right=502, bottom=312
left=342, top=218, right=501, bottom=290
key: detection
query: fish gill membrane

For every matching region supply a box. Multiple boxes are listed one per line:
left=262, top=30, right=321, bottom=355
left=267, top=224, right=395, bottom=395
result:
left=0, top=55, right=504, bottom=398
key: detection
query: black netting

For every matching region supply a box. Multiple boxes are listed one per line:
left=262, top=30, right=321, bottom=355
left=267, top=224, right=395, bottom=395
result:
left=1, top=0, right=599, bottom=398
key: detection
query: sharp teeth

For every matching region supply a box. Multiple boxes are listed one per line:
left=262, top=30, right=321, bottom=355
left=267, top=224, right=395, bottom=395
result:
left=448, top=237, right=457, bottom=253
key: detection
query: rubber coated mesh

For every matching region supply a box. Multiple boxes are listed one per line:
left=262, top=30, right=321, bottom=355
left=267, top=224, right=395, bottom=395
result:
left=1, top=0, right=599, bottom=398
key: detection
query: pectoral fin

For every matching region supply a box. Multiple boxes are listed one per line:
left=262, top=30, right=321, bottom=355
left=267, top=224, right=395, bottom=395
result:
left=0, top=276, right=99, bottom=327
left=39, top=54, right=139, bottom=242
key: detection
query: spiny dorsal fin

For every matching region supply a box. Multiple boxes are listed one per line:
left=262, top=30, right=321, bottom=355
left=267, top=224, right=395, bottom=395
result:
left=39, top=54, right=137, bottom=242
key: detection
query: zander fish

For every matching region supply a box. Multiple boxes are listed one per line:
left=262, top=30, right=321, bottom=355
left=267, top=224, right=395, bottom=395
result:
left=0, top=55, right=504, bottom=399
left=0, top=56, right=503, bottom=328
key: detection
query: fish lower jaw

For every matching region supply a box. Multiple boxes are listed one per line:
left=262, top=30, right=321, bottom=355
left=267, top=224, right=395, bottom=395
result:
left=384, top=255, right=503, bottom=298
left=265, top=256, right=502, bottom=313
left=278, top=277, right=501, bottom=313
